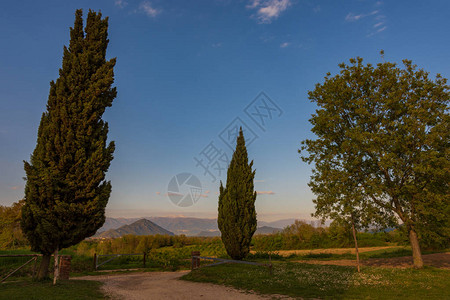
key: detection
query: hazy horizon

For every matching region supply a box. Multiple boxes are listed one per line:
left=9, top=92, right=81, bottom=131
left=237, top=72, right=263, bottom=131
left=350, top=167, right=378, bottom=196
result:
left=105, top=208, right=315, bottom=223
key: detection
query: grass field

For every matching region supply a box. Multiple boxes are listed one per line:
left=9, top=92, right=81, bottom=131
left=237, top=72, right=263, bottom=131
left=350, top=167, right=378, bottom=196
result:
left=0, top=279, right=105, bottom=300
left=0, top=246, right=444, bottom=278
left=268, top=246, right=403, bottom=257
left=182, top=262, right=450, bottom=299
left=2, top=246, right=449, bottom=299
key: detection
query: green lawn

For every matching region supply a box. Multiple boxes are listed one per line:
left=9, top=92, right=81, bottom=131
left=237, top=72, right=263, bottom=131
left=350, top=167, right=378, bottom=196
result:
left=0, top=279, right=105, bottom=300
left=181, top=262, right=450, bottom=299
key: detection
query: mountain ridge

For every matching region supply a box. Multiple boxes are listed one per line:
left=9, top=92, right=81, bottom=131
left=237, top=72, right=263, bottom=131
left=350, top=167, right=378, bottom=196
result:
left=95, top=219, right=174, bottom=238
left=98, top=216, right=298, bottom=237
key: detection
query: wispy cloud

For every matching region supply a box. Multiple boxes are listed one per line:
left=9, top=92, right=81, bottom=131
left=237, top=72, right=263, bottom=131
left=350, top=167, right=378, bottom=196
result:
left=115, top=0, right=128, bottom=9
left=345, top=10, right=378, bottom=22
left=376, top=26, right=387, bottom=33
left=345, top=2, right=387, bottom=37
left=368, top=12, right=387, bottom=36
left=373, top=22, right=384, bottom=28
left=247, top=0, right=292, bottom=24
left=139, top=1, right=161, bottom=17
left=280, top=42, right=290, bottom=48
left=212, top=42, right=222, bottom=48
left=256, top=191, right=275, bottom=195
left=165, top=192, right=182, bottom=197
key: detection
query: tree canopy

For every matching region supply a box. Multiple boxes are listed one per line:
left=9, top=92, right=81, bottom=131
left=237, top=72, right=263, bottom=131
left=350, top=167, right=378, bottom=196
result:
left=21, top=9, right=116, bottom=278
left=218, top=128, right=257, bottom=260
left=0, top=200, right=27, bottom=249
left=301, top=55, right=449, bottom=268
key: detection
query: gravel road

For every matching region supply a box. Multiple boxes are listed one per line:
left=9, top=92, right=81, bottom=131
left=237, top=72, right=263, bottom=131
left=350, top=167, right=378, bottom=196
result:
left=75, top=271, right=281, bottom=300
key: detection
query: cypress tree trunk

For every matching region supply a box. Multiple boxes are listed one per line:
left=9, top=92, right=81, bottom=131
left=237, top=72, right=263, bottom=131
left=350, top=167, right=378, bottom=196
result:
left=37, top=254, right=51, bottom=280
left=408, top=226, right=424, bottom=268
left=218, top=128, right=257, bottom=260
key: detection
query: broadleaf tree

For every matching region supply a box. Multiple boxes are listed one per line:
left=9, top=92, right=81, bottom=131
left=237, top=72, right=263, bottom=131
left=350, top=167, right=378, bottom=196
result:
left=218, top=128, right=257, bottom=260
left=21, top=9, right=116, bottom=279
left=308, top=161, right=395, bottom=271
left=301, top=55, right=449, bottom=268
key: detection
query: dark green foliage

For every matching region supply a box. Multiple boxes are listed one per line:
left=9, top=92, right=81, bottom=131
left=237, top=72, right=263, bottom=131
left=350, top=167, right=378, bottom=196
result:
left=300, top=55, right=449, bottom=266
left=0, top=200, right=28, bottom=249
left=218, top=128, right=257, bottom=260
left=252, top=220, right=398, bottom=251
left=21, top=9, right=116, bottom=257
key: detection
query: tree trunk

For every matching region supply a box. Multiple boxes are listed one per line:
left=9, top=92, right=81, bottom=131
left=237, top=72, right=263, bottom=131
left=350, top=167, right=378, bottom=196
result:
left=53, top=248, right=59, bottom=285
left=351, top=218, right=360, bottom=272
left=37, top=254, right=51, bottom=280
left=408, top=227, right=424, bottom=268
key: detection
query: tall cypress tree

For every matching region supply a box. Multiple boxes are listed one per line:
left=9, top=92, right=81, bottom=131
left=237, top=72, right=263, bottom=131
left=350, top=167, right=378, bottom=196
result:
left=218, top=128, right=257, bottom=260
left=21, top=9, right=116, bottom=279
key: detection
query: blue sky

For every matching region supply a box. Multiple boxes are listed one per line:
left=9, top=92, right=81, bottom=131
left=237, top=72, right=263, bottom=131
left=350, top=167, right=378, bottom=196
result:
left=1, top=0, right=449, bottom=221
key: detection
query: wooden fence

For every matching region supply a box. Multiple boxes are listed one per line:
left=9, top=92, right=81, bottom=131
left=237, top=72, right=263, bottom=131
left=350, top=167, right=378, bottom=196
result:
left=0, top=254, right=72, bottom=283
left=0, top=254, right=40, bottom=282
left=94, top=253, right=147, bottom=270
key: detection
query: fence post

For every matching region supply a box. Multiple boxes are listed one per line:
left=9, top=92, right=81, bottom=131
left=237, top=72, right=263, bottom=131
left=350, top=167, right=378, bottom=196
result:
left=32, top=256, right=38, bottom=279
left=143, top=252, right=146, bottom=267
left=269, top=255, right=273, bottom=275
left=93, top=253, right=97, bottom=271
left=191, top=251, right=200, bottom=270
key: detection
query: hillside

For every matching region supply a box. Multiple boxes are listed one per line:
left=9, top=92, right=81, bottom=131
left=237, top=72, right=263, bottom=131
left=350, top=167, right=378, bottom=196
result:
left=149, top=217, right=218, bottom=236
left=98, top=216, right=297, bottom=236
left=254, top=226, right=282, bottom=235
left=96, top=219, right=174, bottom=238
left=99, top=217, right=140, bottom=232
left=196, top=226, right=282, bottom=237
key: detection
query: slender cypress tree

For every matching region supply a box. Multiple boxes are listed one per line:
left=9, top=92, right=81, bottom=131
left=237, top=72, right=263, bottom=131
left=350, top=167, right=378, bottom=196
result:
left=21, top=9, right=116, bottom=279
left=218, top=128, right=257, bottom=260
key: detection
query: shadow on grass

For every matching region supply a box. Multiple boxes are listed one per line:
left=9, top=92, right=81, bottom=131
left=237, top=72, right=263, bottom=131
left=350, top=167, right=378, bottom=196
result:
left=0, top=279, right=105, bottom=300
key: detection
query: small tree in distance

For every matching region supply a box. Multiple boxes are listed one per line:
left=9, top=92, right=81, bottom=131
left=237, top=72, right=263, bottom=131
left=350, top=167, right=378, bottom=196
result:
left=309, top=151, right=395, bottom=272
left=218, top=128, right=257, bottom=260
left=21, top=9, right=116, bottom=279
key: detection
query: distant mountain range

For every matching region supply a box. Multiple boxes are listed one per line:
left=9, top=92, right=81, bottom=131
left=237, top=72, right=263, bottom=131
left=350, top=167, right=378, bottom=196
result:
left=95, top=219, right=174, bottom=238
left=254, top=226, right=283, bottom=235
left=196, top=226, right=282, bottom=237
left=98, top=217, right=218, bottom=236
left=97, top=216, right=298, bottom=237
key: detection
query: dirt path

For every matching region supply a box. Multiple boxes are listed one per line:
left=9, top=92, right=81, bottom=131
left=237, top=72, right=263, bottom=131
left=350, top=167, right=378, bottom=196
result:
left=75, top=271, right=286, bottom=300
left=294, top=252, right=450, bottom=269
